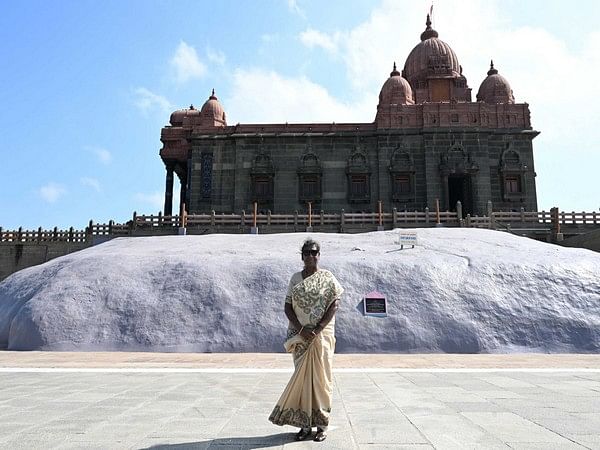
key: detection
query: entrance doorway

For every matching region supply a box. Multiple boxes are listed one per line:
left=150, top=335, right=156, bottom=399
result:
left=448, top=175, right=473, bottom=215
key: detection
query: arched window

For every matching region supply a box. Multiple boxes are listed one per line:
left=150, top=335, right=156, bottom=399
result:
left=297, top=152, right=322, bottom=203
left=389, top=148, right=415, bottom=202
left=347, top=148, right=371, bottom=203
left=251, top=151, right=275, bottom=207
left=499, top=147, right=526, bottom=201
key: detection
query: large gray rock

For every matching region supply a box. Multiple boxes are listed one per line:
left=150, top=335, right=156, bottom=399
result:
left=0, top=229, right=599, bottom=353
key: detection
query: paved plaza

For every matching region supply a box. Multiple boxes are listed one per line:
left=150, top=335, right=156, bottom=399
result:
left=0, top=353, right=599, bottom=449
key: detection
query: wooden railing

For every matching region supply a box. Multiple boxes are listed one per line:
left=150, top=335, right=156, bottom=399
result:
left=0, top=227, right=87, bottom=243
left=2, top=209, right=599, bottom=243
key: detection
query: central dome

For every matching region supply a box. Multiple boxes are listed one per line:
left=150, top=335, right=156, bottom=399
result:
left=403, top=15, right=461, bottom=85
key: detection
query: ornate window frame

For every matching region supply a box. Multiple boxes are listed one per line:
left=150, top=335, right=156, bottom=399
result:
left=250, top=150, right=275, bottom=206
left=389, top=148, right=415, bottom=202
left=499, top=147, right=527, bottom=202
left=297, top=151, right=322, bottom=203
left=347, top=147, right=371, bottom=203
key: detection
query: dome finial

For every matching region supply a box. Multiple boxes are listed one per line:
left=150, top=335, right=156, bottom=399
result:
left=487, top=59, right=498, bottom=76
left=420, top=14, right=439, bottom=41
left=390, top=61, right=400, bottom=77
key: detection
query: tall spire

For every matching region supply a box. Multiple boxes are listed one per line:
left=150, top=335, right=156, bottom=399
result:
left=390, top=61, right=400, bottom=77
left=487, top=60, right=498, bottom=76
left=420, top=14, right=439, bottom=41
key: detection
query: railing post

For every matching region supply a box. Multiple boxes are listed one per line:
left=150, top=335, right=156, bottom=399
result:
left=593, top=211, right=598, bottom=225
left=550, top=206, right=562, bottom=242
left=267, top=209, right=272, bottom=226
left=320, top=210, right=324, bottom=226
left=108, top=220, right=114, bottom=236
left=158, top=211, right=163, bottom=226
left=340, top=209, right=345, bottom=232
left=456, top=201, right=463, bottom=225
left=210, top=210, right=216, bottom=227
left=68, top=227, right=74, bottom=242
left=0, top=226, right=3, bottom=242
left=583, top=211, right=587, bottom=225
left=294, top=210, right=299, bottom=230
left=53, top=226, right=58, bottom=241
left=392, top=207, right=398, bottom=228
left=251, top=202, right=258, bottom=234
left=425, top=207, right=430, bottom=224
left=307, top=202, right=312, bottom=231
left=466, top=214, right=471, bottom=227
left=18, top=227, right=23, bottom=242
left=241, top=210, right=246, bottom=227
left=37, top=226, right=43, bottom=243
left=487, top=200, right=493, bottom=218
left=377, top=200, right=384, bottom=231
left=520, top=207, right=525, bottom=223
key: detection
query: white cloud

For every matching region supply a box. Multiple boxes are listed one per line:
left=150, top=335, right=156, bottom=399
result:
left=170, top=41, right=207, bottom=84
left=287, top=0, right=305, bottom=18
left=206, top=46, right=226, bottom=65
left=226, top=68, right=375, bottom=124
left=85, top=146, right=112, bottom=165
left=299, top=29, right=339, bottom=53
left=38, top=183, right=66, bottom=203
left=134, top=192, right=163, bottom=210
left=133, top=87, right=173, bottom=115
left=80, top=177, right=101, bottom=192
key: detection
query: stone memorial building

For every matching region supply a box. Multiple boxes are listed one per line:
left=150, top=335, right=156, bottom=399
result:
left=159, top=16, right=539, bottom=217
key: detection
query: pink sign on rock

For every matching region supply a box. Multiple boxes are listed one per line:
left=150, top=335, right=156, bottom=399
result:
left=363, top=290, right=387, bottom=317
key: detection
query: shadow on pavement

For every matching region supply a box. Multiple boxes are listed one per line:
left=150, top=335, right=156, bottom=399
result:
left=141, top=432, right=294, bottom=449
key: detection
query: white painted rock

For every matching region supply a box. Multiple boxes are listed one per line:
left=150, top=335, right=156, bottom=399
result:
left=0, top=229, right=599, bottom=353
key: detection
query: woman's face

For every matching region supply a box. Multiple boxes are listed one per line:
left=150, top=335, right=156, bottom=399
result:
left=302, top=245, right=320, bottom=270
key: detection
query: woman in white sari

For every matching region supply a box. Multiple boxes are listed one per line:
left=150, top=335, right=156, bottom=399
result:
left=269, top=239, right=344, bottom=442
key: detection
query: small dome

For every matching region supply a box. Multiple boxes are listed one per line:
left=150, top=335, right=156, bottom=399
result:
left=169, top=105, right=199, bottom=126
left=379, top=63, right=414, bottom=105
left=403, top=15, right=461, bottom=84
left=476, top=61, right=515, bottom=104
left=200, top=89, right=227, bottom=126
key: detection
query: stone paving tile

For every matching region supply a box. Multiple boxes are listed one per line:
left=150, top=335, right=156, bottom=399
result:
left=460, top=411, right=578, bottom=444
left=505, top=442, right=587, bottom=449
left=410, top=413, right=509, bottom=449
left=561, top=434, right=600, bottom=449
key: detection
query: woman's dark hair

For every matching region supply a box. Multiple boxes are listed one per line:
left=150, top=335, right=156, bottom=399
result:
left=301, top=238, right=320, bottom=254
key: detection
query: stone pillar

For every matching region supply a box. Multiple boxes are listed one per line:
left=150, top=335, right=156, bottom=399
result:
left=164, top=165, right=174, bottom=216
left=442, top=175, right=449, bottom=210
left=179, top=177, right=187, bottom=213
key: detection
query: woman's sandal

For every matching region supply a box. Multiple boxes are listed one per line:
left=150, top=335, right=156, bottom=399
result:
left=295, top=428, right=312, bottom=441
left=314, top=428, right=327, bottom=442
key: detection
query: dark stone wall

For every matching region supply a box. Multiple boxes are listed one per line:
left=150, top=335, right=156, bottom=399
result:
left=0, top=242, right=91, bottom=282
left=187, top=128, right=538, bottom=216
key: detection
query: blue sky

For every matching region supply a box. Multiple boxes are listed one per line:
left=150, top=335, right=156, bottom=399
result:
left=1, top=0, right=599, bottom=230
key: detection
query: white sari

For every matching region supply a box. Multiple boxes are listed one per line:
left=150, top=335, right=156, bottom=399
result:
left=269, top=269, right=343, bottom=428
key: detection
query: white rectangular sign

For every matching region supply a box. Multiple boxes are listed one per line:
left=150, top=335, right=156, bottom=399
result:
left=397, top=231, right=418, bottom=247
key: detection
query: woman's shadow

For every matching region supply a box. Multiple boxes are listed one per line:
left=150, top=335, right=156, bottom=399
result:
left=140, top=432, right=294, bottom=449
